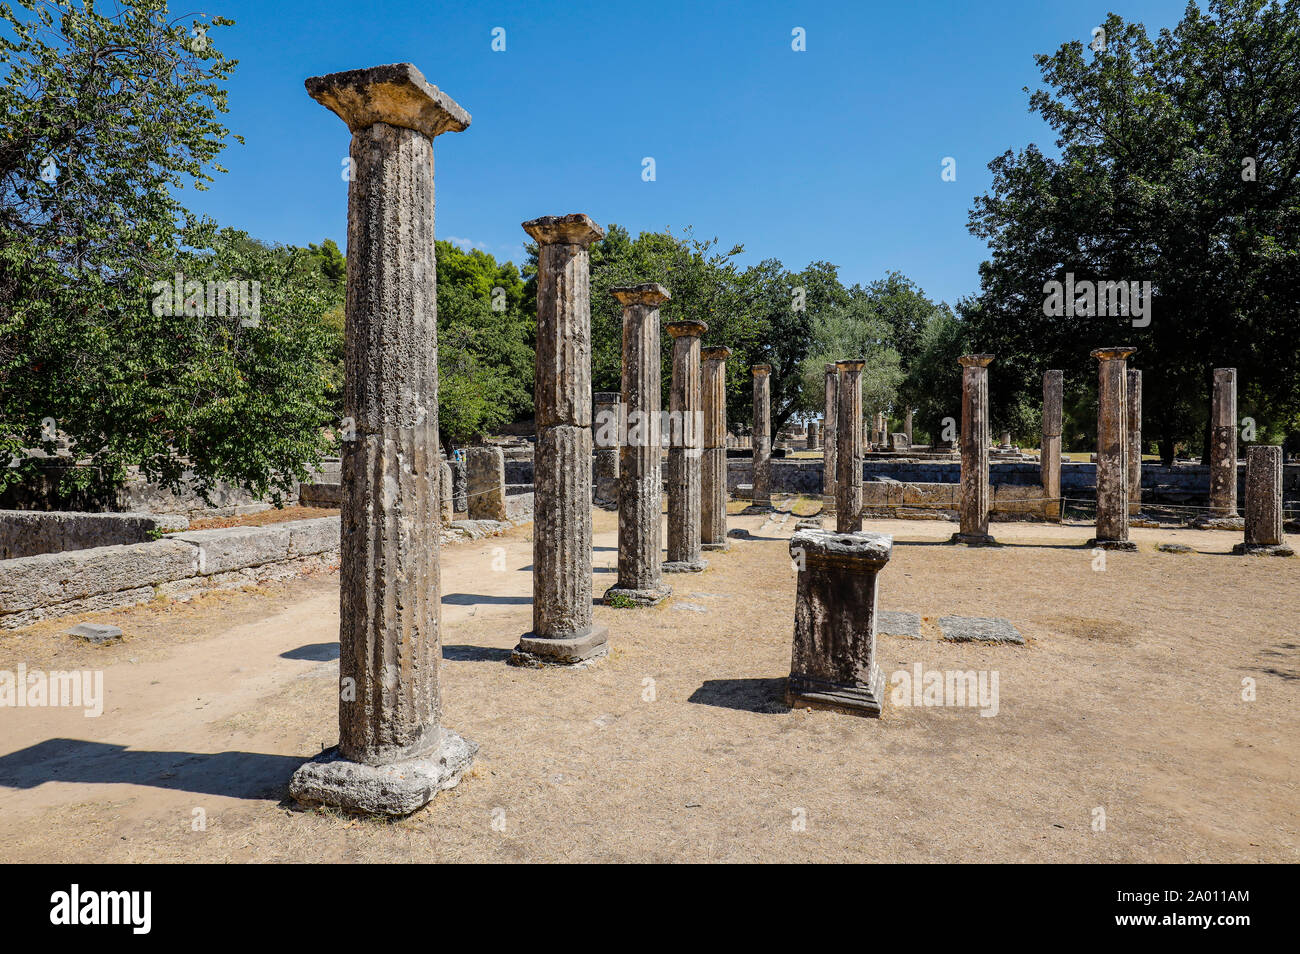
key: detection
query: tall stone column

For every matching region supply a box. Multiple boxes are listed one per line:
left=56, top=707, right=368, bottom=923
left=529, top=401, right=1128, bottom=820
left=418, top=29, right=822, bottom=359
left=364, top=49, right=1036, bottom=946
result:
left=466, top=445, right=507, bottom=521
left=1208, top=367, right=1239, bottom=517
left=952, top=355, right=996, bottom=546
left=701, top=345, right=732, bottom=551
left=822, top=364, right=839, bottom=510
left=289, top=63, right=475, bottom=816
left=513, top=213, right=607, bottom=666
left=664, top=320, right=708, bottom=572
left=784, top=529, right=891, bottom=718
left=439, top=461, right=454, bottom=525
left=1089, top=347, right=1137, bottom=550
left=807, top=421, right=819, bottom=450
left=1127, top=369, right=1143, bottom=515
left=904, top=408, right=913, bottom=448
left=749, top=365, right=772, bottom=510
left=1042, top=370, right=1063, bottom=522
left=835, top=359, right=865, bottom=533
left=604, top=284, right=672, bottom=606
left=593, top=391, right=621, bottom=510
left=1232, top=445, right=1294, bottom=556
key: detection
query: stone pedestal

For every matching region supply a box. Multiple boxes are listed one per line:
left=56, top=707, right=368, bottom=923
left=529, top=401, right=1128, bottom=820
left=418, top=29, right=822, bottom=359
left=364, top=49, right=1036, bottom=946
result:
left=952, top=354, right=996, bottom=545
left=1088, top=347, right=1138, bottom=550
left=784, top=529, right=891, bottom=718
left=1202, top=368, right=1242, bottom=527
left=747, top=364, right=772, bottom=511
left=664, top=320, right=708, bottom=573
left=466, top=446, right=507, bottom=521
left=835, top=360, right=864, bottom=532
left=822, top=364, right=838, bottom=510
left=1233, top=445, right=1293, bottom=556
left=1041, top=370, right=1063, bottom=522
left=289, top=63, right=475, bottom=816
left=1127, top=369, right=1143, bottom=514
left=701, top=346, right=732, bottom=551
left=605, top=284, right=672, bottom=607
left=513, top=213, right=607, bottom=666
left=593, top=391, right=621, bottom=511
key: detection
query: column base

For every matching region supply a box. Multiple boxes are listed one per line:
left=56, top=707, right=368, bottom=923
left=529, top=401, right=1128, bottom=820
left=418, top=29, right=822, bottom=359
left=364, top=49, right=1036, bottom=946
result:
left=1231, top=542, right=1295, bottom=557
left=288, top=729, right=477, bottom=817
left=950, top=532, right=999, bottom=546
left=1086, top=538, right=1138, bottom=551
left=509, top=624, right=609, bottom=667
left=1193, top=515, right=1245, bottom=531
left=701, top=540, right=731, bottom=552
left=663, top=558, right=707, bottom=573
left=785, top=665, right=885, bottom=719
left=603, top=583, right=671, bottom=607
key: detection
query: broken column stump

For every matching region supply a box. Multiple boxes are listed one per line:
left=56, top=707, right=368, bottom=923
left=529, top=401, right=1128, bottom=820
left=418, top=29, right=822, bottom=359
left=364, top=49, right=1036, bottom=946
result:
left=1233, top=445, right=1294, bottom=556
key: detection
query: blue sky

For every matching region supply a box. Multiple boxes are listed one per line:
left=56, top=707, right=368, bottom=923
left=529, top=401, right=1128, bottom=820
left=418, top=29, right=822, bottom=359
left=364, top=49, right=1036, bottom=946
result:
left=186, top=0, right=1193, bottom=306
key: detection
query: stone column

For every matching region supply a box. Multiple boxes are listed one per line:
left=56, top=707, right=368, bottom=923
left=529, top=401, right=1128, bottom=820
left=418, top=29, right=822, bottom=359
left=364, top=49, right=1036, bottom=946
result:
left=823, top=364, right=839, bottom=510
left=1233, top=445, right=1294, bottom=556
left=785, top=529, right=891, bottom=718
left=749, top=365, right=772, bottom=510
left=835, top=359, right=865, bottom=533
left=439, top=461, right=453, bottom=525
left=1208, top=368, right=1239, bottom=517
left=593, top=391, right=621, bottom=510
left=466, top=446, right=507, bottom=521
left=664, top=320, right=708, bottom=572
left=1127, top=369, right=1143, bottom=515
left=289, top=63, right=474, bottom=816
left=604, top=284, right=672, bottom=606
left=807, top=421, right=819, bottom=450
left=701, top=345, right=732, bottom=551
left=1041, top=370, right=1063, bottom=522
left=513, top=213, right=607, bottom=667
left=451, top=458, right=467, bottom=513
left=1089, top=347, right=1137, bottom=550
left=952, top=355, right=996, bottom=545
left=904, top=407, right=913, bottom=448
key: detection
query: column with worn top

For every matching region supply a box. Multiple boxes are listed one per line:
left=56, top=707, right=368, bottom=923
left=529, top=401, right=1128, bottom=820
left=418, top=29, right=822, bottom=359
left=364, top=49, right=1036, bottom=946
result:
left=835, top=359, right=864, bottom=532
left=1232, top=445, right=1293, bottom=556
left=1127, top=369, right=1143, bottom=515
left=822, top=364, right=839, bottom=510
left=701, top=346, right=732, bottom=551
left=952, top=354, right=996, bottom=546
left=1089, top=347, right=1137, bottom=550
left=749, top=365, right=772, bottom=510
left=664, top=320, right=708, bottom=572
left=1041, top=370, right=1063, bottom=522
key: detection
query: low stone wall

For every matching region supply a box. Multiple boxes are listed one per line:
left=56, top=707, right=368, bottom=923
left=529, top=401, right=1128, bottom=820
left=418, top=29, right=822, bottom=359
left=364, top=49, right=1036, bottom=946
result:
left=0, top=510, right=191, bottom=560
left=0, top=516, right=340, bottom=629
left=859, top=481, right=1056, bottom=521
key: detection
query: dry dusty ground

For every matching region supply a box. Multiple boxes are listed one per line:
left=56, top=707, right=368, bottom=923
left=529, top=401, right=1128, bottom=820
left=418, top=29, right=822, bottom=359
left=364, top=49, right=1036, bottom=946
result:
left=0, top=505, right=1296, bottom=863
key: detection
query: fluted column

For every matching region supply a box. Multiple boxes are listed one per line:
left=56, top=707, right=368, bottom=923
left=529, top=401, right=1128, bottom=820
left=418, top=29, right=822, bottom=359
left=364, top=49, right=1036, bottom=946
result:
left=822, top=364, right=838, bottom=510
left=835, top=359, right=864, bottom=532
left=1127, top=369, right=1143, bottom=515
left=749, top=365, right=772, bottom=509
left=952, top=354, right=996, bottom=545
left=701, top=346, right=732, bottom=551
left=593, top=391, right=621, bottom=510
left=290, top=63, right=475, bottom=816
left=1042, top=370, right=1063, bottom=522
left=513, top=213, right=607, bottom=666
left=1089, top=347, right=1137, bottom=550
left=903, top=407, right=913, bottom=448
left=664, top=320, right=708, bottom=572
left=1209, top=368, right=1239, bottom=517
left=604, top=284, right=672, bottom=606
left=1233, top=445, right=1293, bottom=556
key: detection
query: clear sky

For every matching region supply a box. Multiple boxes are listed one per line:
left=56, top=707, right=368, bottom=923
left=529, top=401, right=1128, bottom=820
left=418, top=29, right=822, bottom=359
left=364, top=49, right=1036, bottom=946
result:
left=185, top=0, right=1193, bottom=307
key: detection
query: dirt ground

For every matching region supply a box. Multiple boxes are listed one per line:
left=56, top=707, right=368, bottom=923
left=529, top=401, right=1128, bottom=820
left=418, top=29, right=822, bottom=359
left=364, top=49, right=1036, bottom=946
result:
left=0, top=505, right=1296, bottom=863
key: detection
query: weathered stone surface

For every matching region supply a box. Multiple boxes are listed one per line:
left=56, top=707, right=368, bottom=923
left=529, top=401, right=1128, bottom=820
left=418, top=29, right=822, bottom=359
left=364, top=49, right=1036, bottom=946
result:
left=287, top=516, right=342, bottom=557
left=529, top=425, right=600, bottom=643
left=904, top=407, right=913, bottom=448
left=823, top=364, right=839, bottom=509
left=1208, top=368, right=1239, bottom=517
left=1233, top=445, right=1293, bottom=555
left=305, top=62, right=470, bottom=139
left=607, top=283, right=671, bottom=607
left=170, top=525, right=291, bottom=575
left=1089, top=347, right=1136, bottom=549
left=665, top=321, right=707, bottom=572
left=593, top=391, right=621, bottom=510
left=1042, top=370, right=1063, bottom=522
left=0, top=540, right=198, bottom=613
left=952, top=355, right=995, bottom=545
left=440, top=461, right=454, bottom=524
left=701, top=346, right=732, bottom=550
left=0, top=510, right=189, bottom=560
left=785, top=529, right=891, bottom=718
left=877, top=610, right=921, bottom=639
left=66, top=622, right=123, bottom=644
left=806, top=421, right=820, bottom=450
left=835, top=360, right=865, bottom=532
left=938, top=616, right=1024, bottom=644
left=466, top=446, right=507, bottom=521
left=751, top=365, right=772, bottom=508
left=1127, top=369, right=1143, bottom=514
left=1157, top=543, right=1194, bottom=554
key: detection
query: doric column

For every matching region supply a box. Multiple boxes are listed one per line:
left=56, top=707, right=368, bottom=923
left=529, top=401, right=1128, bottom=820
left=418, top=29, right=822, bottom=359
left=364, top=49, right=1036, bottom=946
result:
left=904, top=407, right=913, bottom=448
left=701, top=345, right=732, bottom=551
left=1209, top=368, right=1239, bottom=517
left=807, top=421, right=819, bottom=450
left=952, top=355, right=996, bottom=545
left=822, top=364, right=839, bottom=510
left=513, top=213, right=607, bottom=666
left=289, top=63, right=475, bottom=816
left=604, top=284, right=672, bottom=606
left=1233, top=445, right=1294, bottom=556
left=835, top=359, right=865, bottom=532
left=1042, top=370, right=1063, bottom=522
left=1127, top=369, right=1143, bottom=515
left=664, top=320, right=708, bottom=572
left=750, top=365, right=772, bottom=509
left=593, top=391, right=621, bottom=510
left=466, top=445, right=507, bottom=521
left=1089, top=347, right=1137, bottom=550
left=439, top=460, right=453, bottom=525
left=785, top=529, right=891, bottom=718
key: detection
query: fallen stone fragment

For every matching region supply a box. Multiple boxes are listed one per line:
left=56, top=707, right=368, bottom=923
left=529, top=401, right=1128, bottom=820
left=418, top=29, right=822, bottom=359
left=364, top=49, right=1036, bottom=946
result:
left=66, top=622, right=123, bottom=644
left=877, top=611, right=922, bottom=639
left=938, top=616, right=1024, bottom=645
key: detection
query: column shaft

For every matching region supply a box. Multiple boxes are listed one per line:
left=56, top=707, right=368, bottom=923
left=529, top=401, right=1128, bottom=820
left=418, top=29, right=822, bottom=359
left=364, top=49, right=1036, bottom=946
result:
left=1042, top=370, right=1063, bottom=522
left=1091, top=347, right=1136, bottom=548
left=954, top=355, right=995, bottom=545
left=665, top=321, right=707, bottom=571
left=823, top=365, right=839, bottom=507
left=701, top=346, right=731, bottom=550
left=752, top=366, right=772, bottom=507
left=835, top=361, right=864, bottom=532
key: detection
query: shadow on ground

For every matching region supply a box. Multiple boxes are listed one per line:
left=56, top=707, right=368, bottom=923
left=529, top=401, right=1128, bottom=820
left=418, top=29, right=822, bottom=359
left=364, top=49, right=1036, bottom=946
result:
left=687, top=677, right=789, bottom=714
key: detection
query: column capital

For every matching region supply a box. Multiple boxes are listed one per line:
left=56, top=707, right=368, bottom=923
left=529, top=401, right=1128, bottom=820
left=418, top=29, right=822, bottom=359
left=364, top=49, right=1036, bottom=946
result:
left=702, top=346, right=732, bottom=361
left=958, top=354, right=994, bottom=368
left=1090, top=346, right=1136, bottom=361
left=836, top=358, right=866, bottom=373
left=523, top=213, right=605, bottom=247
left=752, top=364, right=771, bottom=376
left=305, top=63, right=470, bottom=138
left=611, top=283, right=670, bottom=306
left=666, top=319, right=708, bottom=338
